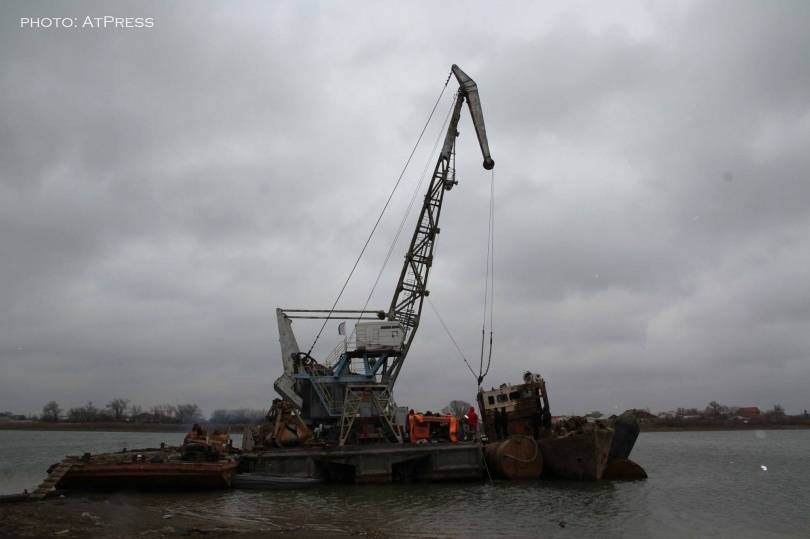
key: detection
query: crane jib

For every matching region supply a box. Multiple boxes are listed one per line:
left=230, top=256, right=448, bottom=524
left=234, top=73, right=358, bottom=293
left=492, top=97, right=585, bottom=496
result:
left=385, top=65, right=494, bottom=387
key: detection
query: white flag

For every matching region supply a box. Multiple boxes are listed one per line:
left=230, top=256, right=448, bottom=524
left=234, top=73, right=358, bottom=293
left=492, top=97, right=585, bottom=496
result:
left=338, top=321, right=346, bottom=336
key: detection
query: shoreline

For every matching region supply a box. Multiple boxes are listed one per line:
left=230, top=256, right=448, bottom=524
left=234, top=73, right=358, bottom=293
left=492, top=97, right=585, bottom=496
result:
left=0, top=493, right=373, bottom=537
left=0, top=422, right=249, bottom=433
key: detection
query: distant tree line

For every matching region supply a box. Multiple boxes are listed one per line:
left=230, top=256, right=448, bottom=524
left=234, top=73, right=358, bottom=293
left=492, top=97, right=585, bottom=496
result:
left=701, top=401, right=786, bottom=419
left=208, top=408, right=266, bottom=424
left=644, top=401, right=809, bottom=430
left=37, top=399, right=266, bottom=425
left=22, top=398, right=810, bottom=427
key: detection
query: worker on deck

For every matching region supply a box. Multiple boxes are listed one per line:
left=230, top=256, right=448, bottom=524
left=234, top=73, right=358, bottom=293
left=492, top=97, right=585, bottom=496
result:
left=465, top=406, right=478, bottom=441
left=495, top=408, right=508, bottom=440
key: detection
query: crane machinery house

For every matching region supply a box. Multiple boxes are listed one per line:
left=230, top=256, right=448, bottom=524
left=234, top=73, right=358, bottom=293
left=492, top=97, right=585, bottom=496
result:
left=355, top=321, right=405, bottom=352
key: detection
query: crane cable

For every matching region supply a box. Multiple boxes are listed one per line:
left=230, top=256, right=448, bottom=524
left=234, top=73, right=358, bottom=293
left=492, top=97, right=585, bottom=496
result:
left=477, top=167, right=496, bottom=386
left=427, top=166, right=497, bottom=386
left=427, top=298, right=478, bottom=380
left=306, top=70, right=454, bottom=357
left=380, top=105, right=497, bottom=386
left=365, top=93, right=480, bottom=381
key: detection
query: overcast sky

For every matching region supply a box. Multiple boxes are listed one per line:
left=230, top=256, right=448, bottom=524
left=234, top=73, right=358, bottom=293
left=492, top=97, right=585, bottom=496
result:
left=2, top=1, right=809, bottom=417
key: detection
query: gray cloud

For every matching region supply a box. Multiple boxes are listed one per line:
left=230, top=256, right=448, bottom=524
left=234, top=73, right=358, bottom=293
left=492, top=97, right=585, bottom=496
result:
left=2, top=0, right=809, bottom=417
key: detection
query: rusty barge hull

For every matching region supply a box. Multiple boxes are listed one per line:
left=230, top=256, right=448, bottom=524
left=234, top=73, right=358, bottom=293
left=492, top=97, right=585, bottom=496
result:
left=240, top=442, right=484, bottom=484
left=56, top=461, right=238, bottom=491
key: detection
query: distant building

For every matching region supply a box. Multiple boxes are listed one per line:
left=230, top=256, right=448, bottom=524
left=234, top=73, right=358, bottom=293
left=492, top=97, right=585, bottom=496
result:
left=737, top=407, right=761, bottom=418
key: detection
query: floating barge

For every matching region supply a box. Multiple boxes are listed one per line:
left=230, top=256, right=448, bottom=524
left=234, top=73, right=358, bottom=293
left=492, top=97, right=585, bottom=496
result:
left=27, top=429, right=240, bottom=498
left=54, top=453, right=238, bottom=491
left=36, top=446, right=239, bottom=494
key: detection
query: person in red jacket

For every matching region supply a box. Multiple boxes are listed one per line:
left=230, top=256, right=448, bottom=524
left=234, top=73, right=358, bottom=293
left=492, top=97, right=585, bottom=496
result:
left=465, top=406, right=478, bottom=441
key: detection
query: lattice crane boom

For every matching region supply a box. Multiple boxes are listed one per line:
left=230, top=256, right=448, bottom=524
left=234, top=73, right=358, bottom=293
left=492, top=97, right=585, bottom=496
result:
left=385, top=64, right=494, bottom=386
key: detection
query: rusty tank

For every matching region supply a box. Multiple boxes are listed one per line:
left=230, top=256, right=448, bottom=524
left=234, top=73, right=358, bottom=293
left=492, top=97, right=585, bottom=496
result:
left=483, top=435, right=543, bottom=479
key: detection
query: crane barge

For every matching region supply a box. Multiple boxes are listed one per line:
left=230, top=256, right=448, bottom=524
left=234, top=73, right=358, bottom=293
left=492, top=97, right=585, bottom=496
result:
left=269, top=65, right=494, bottom=447
left=18, top=65, right=648, bottom=499
left=238, top=64, right=646, bottom=484
left=27, top=66, right=646, bottom=496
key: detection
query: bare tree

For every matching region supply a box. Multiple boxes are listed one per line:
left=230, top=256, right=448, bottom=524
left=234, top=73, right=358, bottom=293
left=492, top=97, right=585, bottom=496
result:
left=107, top=398, right=129, bottom=421
left=67, top=401, right=99, bottom=422
left=150, top=404, right=178, bottom=423
left=42, top=401, right=61, bottom=422
left=210, top=408, right=265, bottom=424
left=768, top=404, right=785, bottom=417
left=706, top=401, right=723, bottom=417
left=175, top=403, right=203, bottom=424
left=442, top=400, right=473, bottom=419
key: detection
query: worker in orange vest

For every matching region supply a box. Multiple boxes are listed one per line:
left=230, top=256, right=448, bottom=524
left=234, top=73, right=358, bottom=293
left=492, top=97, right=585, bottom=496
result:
left=465, top=406, right=478, bottom=441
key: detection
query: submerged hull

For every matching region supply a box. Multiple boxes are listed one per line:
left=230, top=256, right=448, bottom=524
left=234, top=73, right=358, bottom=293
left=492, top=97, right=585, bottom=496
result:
left=232, top=472, right=323, bottom=489
left=539, top=427, right=614, bottom=480
left=478, top=374, right=646, bottom=481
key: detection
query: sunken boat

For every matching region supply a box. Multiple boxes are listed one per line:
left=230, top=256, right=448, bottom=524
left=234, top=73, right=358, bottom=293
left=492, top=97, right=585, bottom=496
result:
left=478, top=371, right=647, bottom=480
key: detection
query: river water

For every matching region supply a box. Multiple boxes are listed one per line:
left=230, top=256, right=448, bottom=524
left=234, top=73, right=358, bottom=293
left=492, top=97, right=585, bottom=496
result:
left=1, top=429, right=808, bottom=537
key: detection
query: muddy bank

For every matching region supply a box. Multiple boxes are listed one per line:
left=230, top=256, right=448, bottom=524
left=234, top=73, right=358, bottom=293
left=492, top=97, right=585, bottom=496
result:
left=0, top=494, right=384, bottom=538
